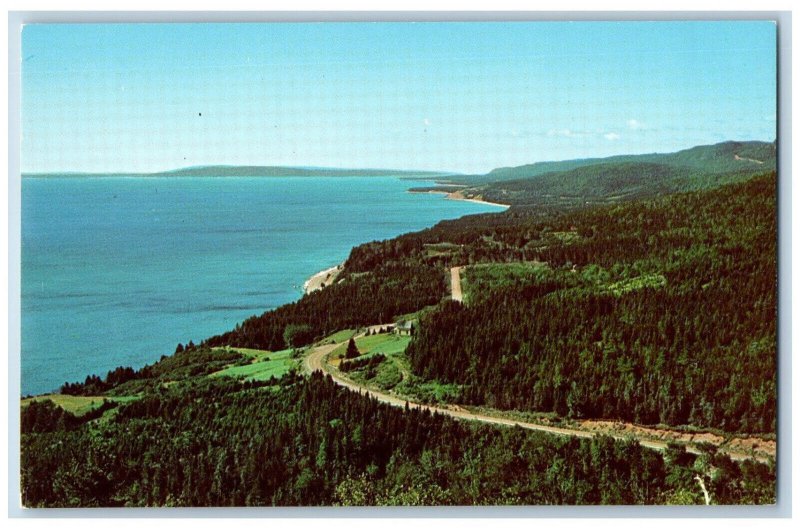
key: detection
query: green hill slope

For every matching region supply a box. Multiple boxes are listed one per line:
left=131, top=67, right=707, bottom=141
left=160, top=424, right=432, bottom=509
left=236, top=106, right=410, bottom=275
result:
left=445, top=140, right=776, bottom=208
left=465, top=140, right=775, bottom=184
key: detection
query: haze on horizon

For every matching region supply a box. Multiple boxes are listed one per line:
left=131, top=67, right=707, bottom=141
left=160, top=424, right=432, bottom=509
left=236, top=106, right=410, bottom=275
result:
left=22, top=21, right=776, bottom=175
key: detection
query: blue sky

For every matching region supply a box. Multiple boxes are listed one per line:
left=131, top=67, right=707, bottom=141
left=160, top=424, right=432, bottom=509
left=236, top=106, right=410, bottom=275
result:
left=21, top=21, right=776, bottom=174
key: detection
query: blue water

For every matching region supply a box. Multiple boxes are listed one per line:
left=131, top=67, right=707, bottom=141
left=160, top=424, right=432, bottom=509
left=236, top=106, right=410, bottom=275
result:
left=21, top=176, right=504, bottom=395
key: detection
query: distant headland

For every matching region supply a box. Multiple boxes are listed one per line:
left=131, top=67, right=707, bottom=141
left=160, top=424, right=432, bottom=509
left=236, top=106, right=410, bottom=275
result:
left=22, top=165, right=452, bottom=179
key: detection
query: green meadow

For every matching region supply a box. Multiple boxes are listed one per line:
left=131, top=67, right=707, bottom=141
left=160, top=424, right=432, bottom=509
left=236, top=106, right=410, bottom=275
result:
left=210, top=348, right=297, bottom=381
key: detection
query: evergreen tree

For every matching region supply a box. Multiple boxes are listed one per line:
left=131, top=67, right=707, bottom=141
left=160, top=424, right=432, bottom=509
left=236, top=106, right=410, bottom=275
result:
left=345, top=338, right=360, bottom=359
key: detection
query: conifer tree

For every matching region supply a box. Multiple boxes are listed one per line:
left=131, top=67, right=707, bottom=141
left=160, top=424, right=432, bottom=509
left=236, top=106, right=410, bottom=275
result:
left=345, top=338, right=360, bottom=359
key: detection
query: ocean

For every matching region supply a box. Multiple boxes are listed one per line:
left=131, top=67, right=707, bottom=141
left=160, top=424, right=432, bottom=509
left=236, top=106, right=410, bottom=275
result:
left=21, top=175, right=505, bottom=395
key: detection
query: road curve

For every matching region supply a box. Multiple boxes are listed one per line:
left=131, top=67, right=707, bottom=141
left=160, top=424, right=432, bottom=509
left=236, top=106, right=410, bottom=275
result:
left=303, top=343, right=338, bottom=374
left=301, top=343, right=768, bottom=463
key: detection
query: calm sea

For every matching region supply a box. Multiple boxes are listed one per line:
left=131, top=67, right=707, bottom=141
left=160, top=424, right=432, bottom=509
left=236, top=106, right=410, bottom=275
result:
left=21, top=176, right=504, bottom=395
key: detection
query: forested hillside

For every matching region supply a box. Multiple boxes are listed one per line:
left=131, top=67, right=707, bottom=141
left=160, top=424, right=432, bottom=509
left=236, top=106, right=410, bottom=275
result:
left=21, top=372, right=774, bottom=506
left=428, top=141, right=776, bottom=209
left=432, top=175, right=777, bottom=432
left=456, top=140, right=775, bottom=184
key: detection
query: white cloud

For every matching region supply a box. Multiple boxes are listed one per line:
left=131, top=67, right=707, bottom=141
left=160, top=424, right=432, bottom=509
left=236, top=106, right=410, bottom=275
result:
left=423, top=118, right=431, bottom=126
left=604, top=132, right=620, bottom=141
left=548, top=128, right=576, bottom=137
left=627, top=119, right=644, bottom=130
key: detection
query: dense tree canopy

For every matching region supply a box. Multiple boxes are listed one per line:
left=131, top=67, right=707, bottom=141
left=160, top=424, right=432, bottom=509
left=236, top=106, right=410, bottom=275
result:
left=22, top=374, right=774, bottom=507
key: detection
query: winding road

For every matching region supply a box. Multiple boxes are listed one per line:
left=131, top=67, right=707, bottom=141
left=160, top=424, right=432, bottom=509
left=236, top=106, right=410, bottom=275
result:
left=301, top=342, right=770, bottom=463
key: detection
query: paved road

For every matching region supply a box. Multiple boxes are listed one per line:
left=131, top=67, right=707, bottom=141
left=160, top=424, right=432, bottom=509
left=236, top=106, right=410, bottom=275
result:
left=301, top=343, right=768, bottom=463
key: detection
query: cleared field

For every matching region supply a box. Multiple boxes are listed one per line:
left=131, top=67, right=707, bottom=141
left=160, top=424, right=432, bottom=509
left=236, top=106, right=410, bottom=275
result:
left=324, top=329, right=357, bottom=344
left=356, top=334, right=411, bottom=356
left=331, top=333, right=411, bottom=360
left=210, top=348, right=296, bottom=381
left=215, top=346, right=280, bottom=360
left=21, top=394, right=139, bottom=416
left=424, top=242, right=460, bottom=257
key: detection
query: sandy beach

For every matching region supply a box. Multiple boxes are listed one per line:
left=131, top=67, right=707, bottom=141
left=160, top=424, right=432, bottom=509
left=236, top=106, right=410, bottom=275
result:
left=409, top=189, right=510, bottom=209
left=303, top=264, right=343, bottom=294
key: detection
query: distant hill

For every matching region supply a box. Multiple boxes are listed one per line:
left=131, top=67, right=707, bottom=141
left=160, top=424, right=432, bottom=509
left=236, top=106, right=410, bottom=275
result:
left=150, top=165, right=446, bottom=178
left=24, top=166, right=447, bottom=178
left=446, top=140, right=776, bottom=208
left=459, top=140, right=776, bottom=185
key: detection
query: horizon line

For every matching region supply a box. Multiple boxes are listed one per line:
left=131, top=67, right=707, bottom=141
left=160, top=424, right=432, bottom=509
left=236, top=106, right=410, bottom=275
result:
left=20, top=138, right=776, bottom=177
left=20, top=164, right=460, bottom=177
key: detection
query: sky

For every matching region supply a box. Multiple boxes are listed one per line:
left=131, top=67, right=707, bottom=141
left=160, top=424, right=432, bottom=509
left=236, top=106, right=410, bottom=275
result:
left=21, top=21, right=777, bottom=174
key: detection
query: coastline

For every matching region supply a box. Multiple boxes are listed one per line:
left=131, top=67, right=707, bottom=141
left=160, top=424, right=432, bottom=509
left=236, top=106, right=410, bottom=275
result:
left=408, top=188, right=510, bottom=209
left=303, top=189, right=506, bottom=297
left=303, top=264, right=343, bottom=295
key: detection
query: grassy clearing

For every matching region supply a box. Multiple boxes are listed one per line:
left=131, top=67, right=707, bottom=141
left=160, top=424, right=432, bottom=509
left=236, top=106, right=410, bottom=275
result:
left=21, top=394, right=139, bottom=416
left=424, top=242, right=460, bottom=257
left=605, top=273, right=667, bottom=296
left=210, top=348, right=296, bottom=381
left=462, top=261, right=549, bottom=303
left=356, top=334, right=411, bottom=356
left=393, top=305, right=437, bottom=324
left=333, top=333, right=412, bottom=391
left=213, top=346, right=276, bottom=361
left=331, top=333, right=411, bottom=361
left=330, top=342, right=348, bottom=361
left=324, top=329, right=357, bottom=344
left=466, top=261, right=549, bottom=282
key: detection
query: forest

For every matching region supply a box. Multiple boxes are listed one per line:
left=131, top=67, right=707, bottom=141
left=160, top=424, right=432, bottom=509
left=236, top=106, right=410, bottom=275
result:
left=22, top=373, right=774, bottom=506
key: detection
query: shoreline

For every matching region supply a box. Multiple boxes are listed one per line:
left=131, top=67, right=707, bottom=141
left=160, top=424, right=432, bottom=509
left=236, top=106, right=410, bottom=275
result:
left=303, top=264, right=343, bottom=295
left=303, top=189, right=508, bottom=297
left=408, top=189, right=510, bottom=209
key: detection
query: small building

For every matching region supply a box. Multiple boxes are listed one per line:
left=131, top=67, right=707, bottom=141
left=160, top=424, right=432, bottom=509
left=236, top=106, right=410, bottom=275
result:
left=395, top=320, right=414, bottom=336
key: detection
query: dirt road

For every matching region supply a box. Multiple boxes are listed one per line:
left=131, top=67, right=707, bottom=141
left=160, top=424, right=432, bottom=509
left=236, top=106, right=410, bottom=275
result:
left=301, top=343, right=770, bottom=463
left=734, top=154, right=764, bottom=164
left=450, top=266, right=463, bottom=302
left=302, top=343, right=339, bottom=374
